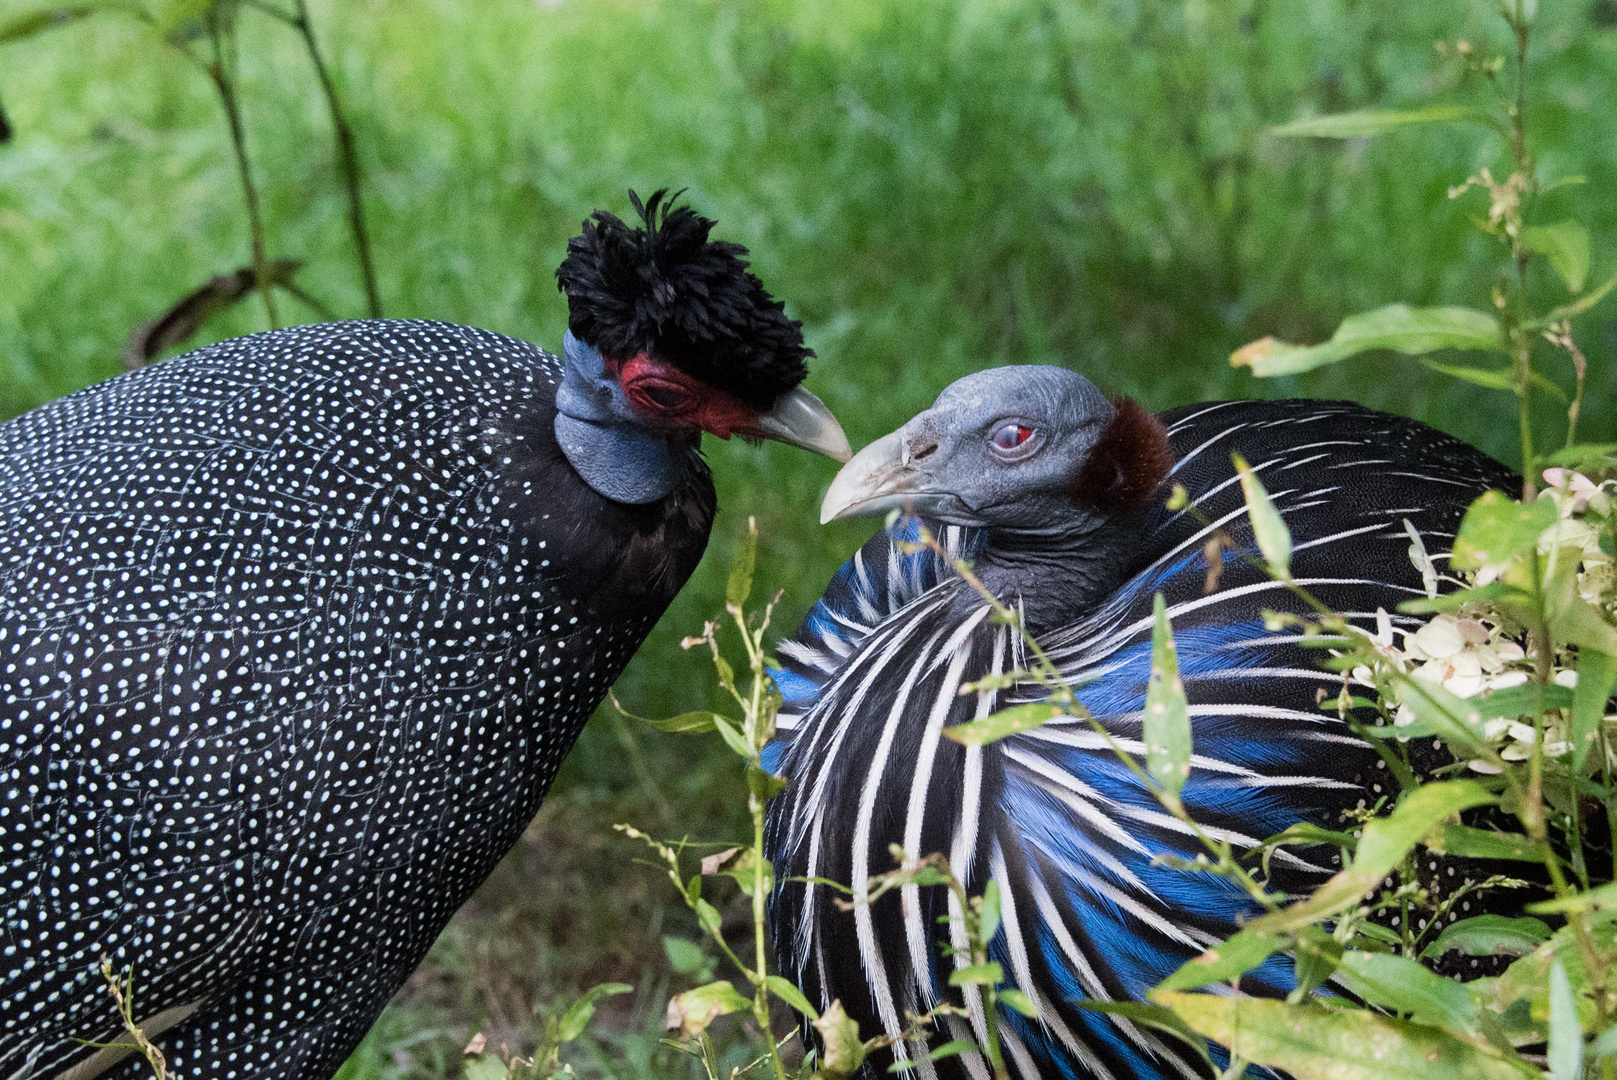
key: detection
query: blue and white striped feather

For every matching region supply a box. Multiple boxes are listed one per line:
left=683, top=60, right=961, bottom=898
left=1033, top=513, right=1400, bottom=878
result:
left=764, top=399, right=1516, bottom=1080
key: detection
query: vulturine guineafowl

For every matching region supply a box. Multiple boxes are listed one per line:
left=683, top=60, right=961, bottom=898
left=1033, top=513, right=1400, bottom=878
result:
left=763, top=367, right=1517, bottom=1080
left=0, top=191, right=850, bottom=1080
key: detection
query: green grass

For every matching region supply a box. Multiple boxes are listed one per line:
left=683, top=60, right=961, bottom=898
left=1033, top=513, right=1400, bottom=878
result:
left=3, top=0, right=1615, bottom=1074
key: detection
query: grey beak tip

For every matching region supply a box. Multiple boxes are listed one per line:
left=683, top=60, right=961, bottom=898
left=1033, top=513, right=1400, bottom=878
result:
left=819, top=428, right=911, bottom=526
left=758, top=386, right=852, bottom=461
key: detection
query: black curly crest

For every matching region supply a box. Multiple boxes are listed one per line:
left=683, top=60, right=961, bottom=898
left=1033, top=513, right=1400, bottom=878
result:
left=555, top=189, right=811, bottom=409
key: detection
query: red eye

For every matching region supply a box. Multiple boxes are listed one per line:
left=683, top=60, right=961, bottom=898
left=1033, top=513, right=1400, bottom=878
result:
left=990, top=422, right=1034, bottom=451
left=641, top=382, right=691, bottom=410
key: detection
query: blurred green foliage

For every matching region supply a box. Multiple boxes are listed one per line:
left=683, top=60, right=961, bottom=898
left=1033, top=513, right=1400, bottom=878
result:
left=2, top=0, right=1615, bottom=1074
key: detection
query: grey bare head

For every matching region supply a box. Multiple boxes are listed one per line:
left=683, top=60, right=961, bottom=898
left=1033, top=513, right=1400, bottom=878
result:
left=821, top=365, right=1173, bottom=532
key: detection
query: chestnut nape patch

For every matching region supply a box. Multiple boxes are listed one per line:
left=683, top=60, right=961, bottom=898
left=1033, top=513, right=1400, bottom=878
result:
left=1069, top=397, right=1174, bottom=511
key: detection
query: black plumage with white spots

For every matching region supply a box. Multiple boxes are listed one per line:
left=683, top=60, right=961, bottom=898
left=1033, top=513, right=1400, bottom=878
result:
left=0, top=193, right=848, bottom=1080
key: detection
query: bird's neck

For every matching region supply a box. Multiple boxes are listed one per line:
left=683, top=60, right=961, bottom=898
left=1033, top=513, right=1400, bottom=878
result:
left=970, top=518, right=1140, bottom=634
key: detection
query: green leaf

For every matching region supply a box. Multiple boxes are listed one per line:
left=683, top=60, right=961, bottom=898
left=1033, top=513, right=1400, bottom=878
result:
left=1269, top=106, right=1495, bottom=139
left=1572, top=650, right=1617, bottom=770
left=1391, top=676, right=1492, bottom=756
left=1248, top=781, right=1495, bottom=933
left=1556, top=606, right=1617, bottom=660
left=889, top=1040, right=981, bottom=1071
left=999, top=988, right=1040, bottom=1018
left=1416, top=358, right=1565, bottom=401
left=1334, top=951, right=1478, bottom=1031
left=156, top=0, right=232, bottom=42
left=1151, top=990, right=1526, bottom=1080
left=1158, top=928, right=1285, bottom=991
left=746, top=763, right=788, bottom=801
left=738, top=851, right=775, bottom=897
left=713, top=654, right=736, bottom=694
left=705, top=846, right=774, bottom=896
left=662, top=936, right=711, bottom=976
left=726, top=519, right=757, bottom=609
left=666, top=980, right=752, bottom=1037
left=710, top=716, right=756, bottom=760
left=1547, top=961, right=1583, bottom=1080
left=460, top=1054, right=509, bottom=1080
left=1528, top=880, right=1617, bottom=915
left=979, top=879, right=1002, bottom=943
left=1292, top=925, right=1344, bottom=998
left=1262, top=821, right=1359, bottom=851
left=1538, top=269, right=1617, bottom=325
left=1428, top=824, right=1547, bottom=863
left=1523, top=222, right=1592, bottom=294
left=1415, top=357, right=1515, bottom=391
left=1544, top=566, right=1617, bottom=656
left=1231, top=305, right=1504, bottom=377
left=764, top=974, right=820, bottom=1021
left=1542, top=444, right=1617, bottom=472
left=1233, top=454, right=1292, bottom=579
left=1354, top=922, right=1404, bottom=948
left=1591, top=1022, right=1617, bottom=1063
left=1474, top=682, right=1575, bottom=720
left=1144, top=593, right=1193, bottom=808
left=1420, top=916, right=1551, bottom=961
left=947, top=962, right=1004, bottom=987
left=1070, top=1000, right=1214, bottom=1063
left=557, top=982, right=633, bottom=1043
left=1451, top=490, right=1559, bottom=571
left=1399, top=581, right=1531, bottom=615
left=0, top=4, right=111, bottom=44
left=943, top=702, right=1061, bottom=746
left=641, top=710, right=722, bottom=734
left=1356, top=781, right=1496, bottom=871
left=694, top=897, right=724, bottom=937
left=813, top=999, right=865, bottom=1076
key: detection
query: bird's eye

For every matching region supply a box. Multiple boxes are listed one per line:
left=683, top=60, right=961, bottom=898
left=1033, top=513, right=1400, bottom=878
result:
left=641, top=383, right=691, bottom=410
left=989, top=422, right=1036, bottom=455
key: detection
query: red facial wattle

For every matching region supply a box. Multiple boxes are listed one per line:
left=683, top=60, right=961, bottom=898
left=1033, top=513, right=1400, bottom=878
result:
left=612, top=353, right=764, bottom=439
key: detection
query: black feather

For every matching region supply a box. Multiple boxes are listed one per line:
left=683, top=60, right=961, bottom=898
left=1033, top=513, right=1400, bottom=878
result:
left=555, top=189, right=811, bottom=409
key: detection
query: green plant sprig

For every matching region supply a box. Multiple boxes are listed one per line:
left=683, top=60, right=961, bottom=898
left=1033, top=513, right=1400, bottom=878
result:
left=614, top=517, right=807, bottom=1080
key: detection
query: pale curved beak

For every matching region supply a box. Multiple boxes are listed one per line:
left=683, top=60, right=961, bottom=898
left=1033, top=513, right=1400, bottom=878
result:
left=757, top=386, right=853, bottom=462
left=820, top=427, right=954, bottom=524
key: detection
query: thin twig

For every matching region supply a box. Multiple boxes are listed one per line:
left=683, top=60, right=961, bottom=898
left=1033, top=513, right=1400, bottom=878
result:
left=289, top=0, right=381, bottom=316
left=205, top=12, right=278, bottom=327
left=99, top=958, right=173, bottom=1080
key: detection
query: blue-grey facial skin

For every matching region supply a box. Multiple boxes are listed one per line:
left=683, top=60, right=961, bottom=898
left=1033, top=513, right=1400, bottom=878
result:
left=554, top=331, right=687, bottom=505
left=823, top=365, right=1118, bottom=534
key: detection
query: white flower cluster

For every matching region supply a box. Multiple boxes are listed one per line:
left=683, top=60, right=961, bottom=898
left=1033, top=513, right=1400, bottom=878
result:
left=1539, top=468, right=1615, bottom=609
left=1347, top=470, right=1615, bottom=773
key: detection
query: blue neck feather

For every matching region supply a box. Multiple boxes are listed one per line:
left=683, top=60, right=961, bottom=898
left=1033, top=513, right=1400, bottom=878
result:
left=554, top=331, right=683, bottom=505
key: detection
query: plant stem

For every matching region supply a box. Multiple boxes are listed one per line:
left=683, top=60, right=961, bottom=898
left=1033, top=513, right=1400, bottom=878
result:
left=1507, top=2, right=1535, bottom=497
left=1515, top=330, right=1537, bottom=499
left=206, top=14, right=278, bottom=328
left=733, top=600, right=789, bottom=1080
left=752, top=791, right=786, bottom=1080
left=290, top=0, right=381, bottom=317
left=1510, top=5, right=1528, bottom=187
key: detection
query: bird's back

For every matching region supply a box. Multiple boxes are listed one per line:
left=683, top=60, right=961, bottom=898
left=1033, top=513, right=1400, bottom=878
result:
left=766, top=398, right=1517, bottom=1080
left=0, top=320, right=713, bottom=1080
